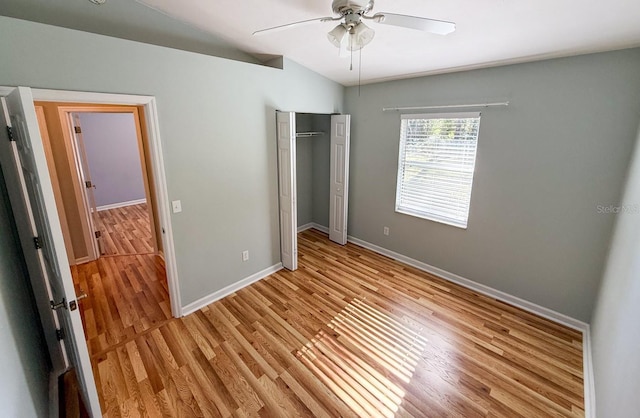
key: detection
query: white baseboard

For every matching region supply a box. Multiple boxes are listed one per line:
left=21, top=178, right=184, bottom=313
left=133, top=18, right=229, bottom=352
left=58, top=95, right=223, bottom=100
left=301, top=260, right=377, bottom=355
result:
left=180, top=262, right=283, bottom=316
left=74, top=255, right=92, bottom=265
left=97, top=198, right=147, bottom=212
left=346, top=234, right=588, bottom=331
left=346, top=234, right=595, bottom=416
left=297, top=223, right=314, bottom=233
left=297, top=222, right=329, bottom=233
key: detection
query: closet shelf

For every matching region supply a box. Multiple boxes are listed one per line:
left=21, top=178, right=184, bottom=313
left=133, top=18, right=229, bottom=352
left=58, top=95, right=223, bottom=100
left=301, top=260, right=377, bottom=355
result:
left=296, top=131, right=324, bottom=138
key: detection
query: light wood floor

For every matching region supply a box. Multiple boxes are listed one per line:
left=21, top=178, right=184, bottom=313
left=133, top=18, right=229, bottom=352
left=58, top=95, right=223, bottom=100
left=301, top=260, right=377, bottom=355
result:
left=96, top=203, right=154, bottom=256
left=73, top=229, right=584, bottom=417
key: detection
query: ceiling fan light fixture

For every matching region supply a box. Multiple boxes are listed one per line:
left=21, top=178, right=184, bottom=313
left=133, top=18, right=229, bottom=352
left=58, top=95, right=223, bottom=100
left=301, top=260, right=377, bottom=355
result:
left=349, top=21, right=375, bottom=50
left=327, top=24, right=348, bottom=48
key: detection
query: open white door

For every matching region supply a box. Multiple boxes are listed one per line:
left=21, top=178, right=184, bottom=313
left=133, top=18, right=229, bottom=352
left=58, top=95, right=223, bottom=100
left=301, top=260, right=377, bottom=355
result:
left=0, top=87, right=101, bottom=417
left=276, top=111, right=298, bottom=270
left=329, top=114, right=351, bottom=245
left=70, top=113, right=104, bottom=257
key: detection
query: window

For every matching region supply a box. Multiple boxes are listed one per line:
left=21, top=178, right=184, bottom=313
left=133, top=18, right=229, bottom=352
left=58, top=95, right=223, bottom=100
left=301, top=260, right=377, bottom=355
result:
left=395, top=112, right=481, bottom=228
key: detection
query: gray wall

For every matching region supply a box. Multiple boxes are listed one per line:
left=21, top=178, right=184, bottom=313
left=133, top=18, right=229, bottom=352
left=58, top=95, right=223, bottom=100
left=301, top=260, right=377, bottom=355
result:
left=296, top=136, right=313, bottom=226
left=0, top=166, right=50, bottom=417
left=296, top=113, right=332, bottom=228
left=296, top=114, right=314, bottom=226
left=0, top=16, right=344, bottom=307
left=79, top=112, right=147, bottom=208
left=344, top=48, right=640, bottom=321
left=591, top=123, right=640, bottom=417
left=312, top=115, right=331, bottom=228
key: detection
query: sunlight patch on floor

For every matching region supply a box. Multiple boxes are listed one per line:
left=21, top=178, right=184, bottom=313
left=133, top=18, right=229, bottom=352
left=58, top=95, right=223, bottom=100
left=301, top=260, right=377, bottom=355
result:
left=297, top=298, right=428, bottom=417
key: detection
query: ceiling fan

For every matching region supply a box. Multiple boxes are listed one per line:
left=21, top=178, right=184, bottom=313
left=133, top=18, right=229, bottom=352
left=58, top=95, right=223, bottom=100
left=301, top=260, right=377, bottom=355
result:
left=253, top=0, right=455, bottom=52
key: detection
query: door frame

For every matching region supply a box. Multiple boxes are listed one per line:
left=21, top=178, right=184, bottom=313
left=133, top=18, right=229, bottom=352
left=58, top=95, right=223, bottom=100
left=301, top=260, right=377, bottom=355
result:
left=34, top=105, right=77, bottom=265
left=59, top=105, right=159, bottom=261
left=275, top=111, right=351, bottom=270
left=276, top=111, right=298, bottom=271
left=0, top=86, right=182, bottom=318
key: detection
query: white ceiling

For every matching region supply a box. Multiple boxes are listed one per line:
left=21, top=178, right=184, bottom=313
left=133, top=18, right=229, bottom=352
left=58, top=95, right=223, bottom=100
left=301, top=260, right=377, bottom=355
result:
left=137, top=0, right=640, bottom=86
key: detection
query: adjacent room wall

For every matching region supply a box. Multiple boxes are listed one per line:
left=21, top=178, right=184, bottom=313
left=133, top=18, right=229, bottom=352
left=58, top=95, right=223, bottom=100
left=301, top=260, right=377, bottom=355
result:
left=590, top=123, right=640, bottom=416
left=344, top=48, right=640, bottom=321
left=0, top=166, right=50, bottom=417
left=78, top=112, right=146, bottom=208
left=0, top=16, right=344, bottom=307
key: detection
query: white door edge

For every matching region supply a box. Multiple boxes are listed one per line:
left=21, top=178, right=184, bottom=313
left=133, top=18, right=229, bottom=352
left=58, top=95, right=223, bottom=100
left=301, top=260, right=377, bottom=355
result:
left=276, top=111, right=298, bottom=271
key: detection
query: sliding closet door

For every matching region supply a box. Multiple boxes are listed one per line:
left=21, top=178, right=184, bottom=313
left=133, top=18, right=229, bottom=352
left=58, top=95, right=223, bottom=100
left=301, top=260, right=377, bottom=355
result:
left=276, top=111, right=298, bottom=270
left=329, top=114, right=351, bottom=245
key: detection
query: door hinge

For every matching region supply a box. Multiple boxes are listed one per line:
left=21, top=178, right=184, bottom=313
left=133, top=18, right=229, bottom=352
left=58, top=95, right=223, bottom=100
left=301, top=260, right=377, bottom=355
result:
left=94, top=230, right=102, bottom=239
left=56, top=328, right=65, bottom=341
left=6, top=126, right=14, bottom=142
left=50, top=298, right=67, bottom=311
left=34, top=236, right=42, bottom=249
left=74, top=126, right=82, bottom=134
left=85, top=180, right=93, bottom=188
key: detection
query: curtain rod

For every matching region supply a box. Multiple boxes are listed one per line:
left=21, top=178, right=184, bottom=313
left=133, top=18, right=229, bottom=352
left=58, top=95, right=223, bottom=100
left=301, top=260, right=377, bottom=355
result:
left=382, top=101, right=510, bottom=112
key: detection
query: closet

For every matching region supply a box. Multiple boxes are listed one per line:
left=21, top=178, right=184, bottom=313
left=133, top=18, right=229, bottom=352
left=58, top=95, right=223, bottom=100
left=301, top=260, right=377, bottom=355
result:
left=276, top=111, right=351, bottom=271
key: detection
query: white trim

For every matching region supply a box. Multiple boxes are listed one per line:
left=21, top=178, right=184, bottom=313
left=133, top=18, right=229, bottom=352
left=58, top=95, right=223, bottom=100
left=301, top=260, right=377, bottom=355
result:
left=181, top=263, right=283, bottom=316
left=142, top=97, right=182, bottom=318
left=297, top=222, right=314, bottom=233
left=311, top=223, right=329, bottom=234
left=346, top=234, right=588, bottom=331
left=73, top=255, right=92, bottom=265
left=96, top=198, right=147, bottom=212
left=31, top=89, right=154, bottom=105
left=583, top=326, right=596, bottom=418
left=298, top=222, right=329, bottom=234
left=298, top=223, right=329, bottom=234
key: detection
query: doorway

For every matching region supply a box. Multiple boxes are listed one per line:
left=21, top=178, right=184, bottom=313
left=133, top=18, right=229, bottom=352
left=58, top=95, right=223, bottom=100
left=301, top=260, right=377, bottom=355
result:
left=0, top=86, right=182, bottom=416
left=34, top=101, right=174, bottom=358
left=276, top=111, right=351, bottom=271
left=34, top=103, right=163, bottom=265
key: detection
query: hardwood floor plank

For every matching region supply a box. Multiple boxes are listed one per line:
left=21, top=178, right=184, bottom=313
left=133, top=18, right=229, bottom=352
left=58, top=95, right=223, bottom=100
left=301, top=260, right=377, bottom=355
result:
left=73, top=228, right=584, bottom=417
left=97, top=203, right=154, bottom=256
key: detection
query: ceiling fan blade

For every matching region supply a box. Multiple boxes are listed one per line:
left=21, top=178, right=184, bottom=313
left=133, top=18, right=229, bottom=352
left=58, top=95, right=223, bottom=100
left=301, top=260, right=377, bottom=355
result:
left=253, top=16, right=338, bottom=36
left=373, top=13, right=455, bottom=35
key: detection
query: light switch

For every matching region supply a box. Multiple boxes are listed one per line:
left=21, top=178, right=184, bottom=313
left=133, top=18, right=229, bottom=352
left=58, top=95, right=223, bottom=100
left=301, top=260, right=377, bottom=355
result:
left=172, top=200, right=182, bottom=213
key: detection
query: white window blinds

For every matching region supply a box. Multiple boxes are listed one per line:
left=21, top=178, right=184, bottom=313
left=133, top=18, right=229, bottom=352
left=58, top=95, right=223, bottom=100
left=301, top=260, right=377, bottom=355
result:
left=395, top=112, right=481, bottom=228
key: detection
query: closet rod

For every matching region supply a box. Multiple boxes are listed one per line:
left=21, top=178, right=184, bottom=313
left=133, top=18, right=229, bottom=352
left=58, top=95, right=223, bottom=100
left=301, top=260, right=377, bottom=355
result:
left=296, top=131, right=324, bottom=138
left=382, top=101, right=509, bottom=112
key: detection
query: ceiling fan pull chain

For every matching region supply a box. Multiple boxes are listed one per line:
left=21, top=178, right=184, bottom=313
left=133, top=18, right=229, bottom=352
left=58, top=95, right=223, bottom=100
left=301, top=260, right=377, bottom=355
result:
left=350, top=35, right=354, bottom=71
left=358, top=47, right=362, bottom=96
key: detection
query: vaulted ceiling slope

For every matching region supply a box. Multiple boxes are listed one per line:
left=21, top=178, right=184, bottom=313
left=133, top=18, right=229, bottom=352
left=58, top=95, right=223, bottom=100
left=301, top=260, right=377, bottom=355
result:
left=0, top=0, right=260, bottom=65
left=3, top=0, right=640, bottom=86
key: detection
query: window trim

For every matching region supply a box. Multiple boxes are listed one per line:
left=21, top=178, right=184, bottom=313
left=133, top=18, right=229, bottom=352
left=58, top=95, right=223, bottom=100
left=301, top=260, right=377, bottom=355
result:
left=395, top=112, right=481, bottom=229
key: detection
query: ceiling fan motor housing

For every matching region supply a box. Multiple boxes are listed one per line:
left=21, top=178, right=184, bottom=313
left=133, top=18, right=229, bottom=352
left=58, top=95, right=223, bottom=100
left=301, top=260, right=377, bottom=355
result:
left=332, top=0, right=375, bottom=16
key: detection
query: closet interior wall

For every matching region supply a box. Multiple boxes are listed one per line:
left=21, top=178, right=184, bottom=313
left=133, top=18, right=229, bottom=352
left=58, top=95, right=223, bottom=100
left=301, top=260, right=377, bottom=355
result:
left=295, top=113, right=332, bottom=230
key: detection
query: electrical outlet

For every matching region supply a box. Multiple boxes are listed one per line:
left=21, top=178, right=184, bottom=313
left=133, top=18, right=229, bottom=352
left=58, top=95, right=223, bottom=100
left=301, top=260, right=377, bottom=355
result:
left=242, top=250, right=249, bottom=261
left=383, top=226, right=389, bottom=236
left=171, top=200, right=182, bottom=213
